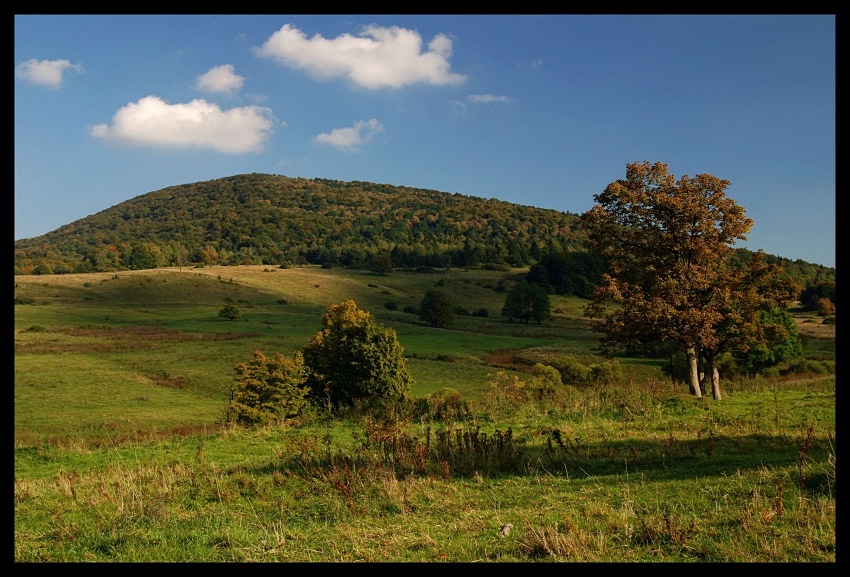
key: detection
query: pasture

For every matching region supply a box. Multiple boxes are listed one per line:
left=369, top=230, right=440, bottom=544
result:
left=13, top=265, right=835, bottom=562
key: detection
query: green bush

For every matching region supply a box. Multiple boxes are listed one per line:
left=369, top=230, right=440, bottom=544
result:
left=302, top=300, right=414, bottom=410
left=218, top=304, right=242, bottom=321
left=227, top=350, right=310, bottom=426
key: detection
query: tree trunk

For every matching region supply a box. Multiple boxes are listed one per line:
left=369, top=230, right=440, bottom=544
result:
left=686, top=347, right=702, bottom=397
left=710, top=364, right=722, bottom=400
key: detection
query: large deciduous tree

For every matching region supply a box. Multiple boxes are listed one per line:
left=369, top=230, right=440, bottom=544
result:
left=580, top=161, right=797, bottom=399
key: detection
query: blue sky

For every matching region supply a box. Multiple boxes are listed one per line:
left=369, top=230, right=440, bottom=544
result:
left=15, top=14, right=835, bottom=268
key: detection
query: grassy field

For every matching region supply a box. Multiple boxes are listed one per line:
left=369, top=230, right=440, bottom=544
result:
left=13, top=265, right=836, bottom=562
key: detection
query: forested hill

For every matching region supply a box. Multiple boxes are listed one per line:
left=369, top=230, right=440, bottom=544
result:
left=13, top=172, right=835, bottom=292
left=14, top=173, right=585, bottom=274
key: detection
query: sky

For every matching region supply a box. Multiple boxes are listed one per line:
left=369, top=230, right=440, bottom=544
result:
left=14, top=14, right=836, bottom=268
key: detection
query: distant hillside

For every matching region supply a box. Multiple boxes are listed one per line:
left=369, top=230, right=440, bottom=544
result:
left=14, top=173, right=585, bottom=273
left=13, top=173, right=834, bottom=291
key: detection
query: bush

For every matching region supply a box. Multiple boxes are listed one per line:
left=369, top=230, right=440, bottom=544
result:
left=423, top=387, right=471, bottom=422
left=218, top=304, right=242, bottom=321
left=530, top=363, right=562, bottom=396
left=227, top=350, right=310, bottom=426
left=302, top=300, right=414, bottom=410
left=552, top=356, right=593, bottom=385
left=384, top=301, right=398, bottom=310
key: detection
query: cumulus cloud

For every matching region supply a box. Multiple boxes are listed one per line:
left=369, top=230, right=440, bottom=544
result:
left=314, top=118, right=384, bottom=151
left=90, top=96, right=276, bottom=154
left=15, top=58, right=83, bottom=88
left=256, top=23, right=467, bottom=89
left=467, top=94, right=513, bottom=104
left=196, top=64, right=245, bottom=96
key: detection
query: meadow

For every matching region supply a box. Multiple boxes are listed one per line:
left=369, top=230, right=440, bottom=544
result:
left=13, top=265, right=836, bottom=562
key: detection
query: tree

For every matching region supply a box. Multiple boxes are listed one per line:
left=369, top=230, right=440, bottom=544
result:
left=734, top=308, right=803, bottom=376
left=580, top=161, right=796, bottom=399
left=369, top=251, right=393, bottom=275
left=419, top=290, right=455, bottom=328
left=219, top=304, right=242, bottom=321
left=301, top=299, right=414, bottom=409
left=501, top=281, right=550, bottom=324
left=800, top=281, right=835, bottom=312
left=228, top=350, right=309, bottom=426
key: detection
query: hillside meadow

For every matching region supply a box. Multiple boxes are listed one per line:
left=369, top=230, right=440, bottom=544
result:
left=13, top=265, right=836, bottom=562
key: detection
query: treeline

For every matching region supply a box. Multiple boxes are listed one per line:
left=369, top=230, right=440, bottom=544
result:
left=14, top=173, right=834, bottom=303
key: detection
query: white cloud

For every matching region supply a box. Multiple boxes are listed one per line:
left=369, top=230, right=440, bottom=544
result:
left=90, top=96, right=276, bottom=154
left=467, top=94, right=513, bottom=104
left=256, top=23, right=467, bottom=89
left=314, top=118, right=384, bottom=151
left=196, top=64, right=245, bottom=96
left=15, top=58, right=83, bottom=88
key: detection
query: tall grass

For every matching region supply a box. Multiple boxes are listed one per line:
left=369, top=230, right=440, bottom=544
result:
left=14, top=374, right=834, bottom=562
left=14, top=266, right=835, bottom=561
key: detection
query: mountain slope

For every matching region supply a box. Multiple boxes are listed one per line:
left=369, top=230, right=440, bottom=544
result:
left=14, top=173, right=585, bottom=274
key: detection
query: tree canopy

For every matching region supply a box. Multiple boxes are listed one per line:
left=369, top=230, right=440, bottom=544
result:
left=501, top=280, right=551, bottom=325
left=419, top=290, right=456, bottom=328
left=580, top=161, right=797, bottom=399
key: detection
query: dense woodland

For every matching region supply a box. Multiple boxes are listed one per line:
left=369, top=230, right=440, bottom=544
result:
left=14, top=173, right=835, bottom=302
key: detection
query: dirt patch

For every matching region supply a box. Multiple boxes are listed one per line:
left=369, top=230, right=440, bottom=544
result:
left=481, top=349, right=530, bottom=370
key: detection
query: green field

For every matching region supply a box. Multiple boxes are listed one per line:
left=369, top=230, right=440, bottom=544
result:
left=14, top=265, right=836, bottom=562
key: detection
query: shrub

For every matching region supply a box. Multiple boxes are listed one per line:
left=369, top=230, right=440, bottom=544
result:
left=218, top=304, right=242, bottom=321
left=227, top=350, right=309, bottom=426
left=302, top=299, right=414, bottom=410
left=553, top=356, right=593, bottom=385
left=384, top=301, right=398, bottom=310
left=530, top=363, right=562, bottom=396
left=425, top=387, right=471, bottom=422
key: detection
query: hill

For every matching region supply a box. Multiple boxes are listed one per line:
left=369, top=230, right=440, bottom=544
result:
left=13, top=173, right=834, bottom=291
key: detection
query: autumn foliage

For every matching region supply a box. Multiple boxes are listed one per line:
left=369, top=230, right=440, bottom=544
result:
left=581, top=161, right=797, bottom=399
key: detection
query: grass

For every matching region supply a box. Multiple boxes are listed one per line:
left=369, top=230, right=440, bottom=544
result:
left=13, top=265, right=836, bottom=562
